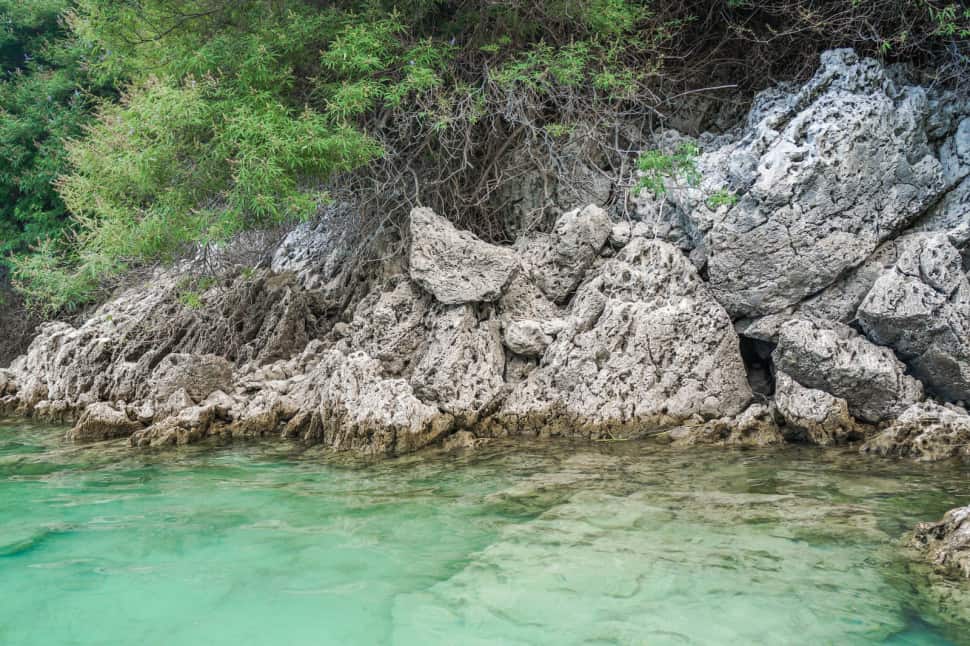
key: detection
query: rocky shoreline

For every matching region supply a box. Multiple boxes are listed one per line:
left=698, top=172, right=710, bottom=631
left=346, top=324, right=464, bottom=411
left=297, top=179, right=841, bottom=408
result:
left=1, top=48, right=969, bottom=589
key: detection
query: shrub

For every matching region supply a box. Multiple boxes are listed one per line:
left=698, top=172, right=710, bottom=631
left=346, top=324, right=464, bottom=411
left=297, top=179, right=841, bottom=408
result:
left=6, top=0, right=969, bottom=312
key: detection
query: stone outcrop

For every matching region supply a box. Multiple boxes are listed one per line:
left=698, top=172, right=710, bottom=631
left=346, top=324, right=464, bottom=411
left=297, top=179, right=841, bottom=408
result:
left=857, top=233, right=970, bottom=404
left=409, top=206, right=517, bottom=305
left=773, top=371, right=863, bottom=445
left=2, top=48, right=969, bottom=463
left=521, top=204, right=612, bottom=304
left=493, top=238, right=753, bottom=436
left=911, top=506, right=970, bottom=580
left=68, top=402, right=143, bottom=442
left=773, top=318, right=923, bottom=423
left=665, top=403, right=784, bottom=447
left=862, top=401, right=970, bottom=461
left=644, top=49, right=945, bottom=318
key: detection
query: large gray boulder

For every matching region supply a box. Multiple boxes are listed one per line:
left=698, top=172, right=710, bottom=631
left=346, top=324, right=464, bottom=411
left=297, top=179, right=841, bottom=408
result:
left=773, top=371, right=862, bottom=445
left=409, top=207, right=517, bottom=304
left=495, top=238, right=752, bottom=435
left=857, top=233, right=970, bottom=403
left=649, top=49, right=944, bottom=318
left=862, top=401, right=970, bottom=461
left=773, top=318, right=923, bottom=423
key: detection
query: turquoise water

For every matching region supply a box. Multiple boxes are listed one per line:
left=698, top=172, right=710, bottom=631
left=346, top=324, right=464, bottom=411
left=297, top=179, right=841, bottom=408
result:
left=1, top=418, right=968, bottom=645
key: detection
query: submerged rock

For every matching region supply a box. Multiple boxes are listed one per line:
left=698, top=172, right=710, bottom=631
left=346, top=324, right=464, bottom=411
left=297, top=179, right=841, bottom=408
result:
left=912, top=505, right=970, bottom=580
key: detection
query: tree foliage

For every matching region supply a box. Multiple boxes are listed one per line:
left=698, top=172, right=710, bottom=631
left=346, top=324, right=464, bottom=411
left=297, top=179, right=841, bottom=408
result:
left=2, top=0, right=968, bottom=313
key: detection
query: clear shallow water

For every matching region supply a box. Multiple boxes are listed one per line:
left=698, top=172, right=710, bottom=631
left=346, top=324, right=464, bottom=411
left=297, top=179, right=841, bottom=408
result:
left=1, top=418, right=968, bottom=646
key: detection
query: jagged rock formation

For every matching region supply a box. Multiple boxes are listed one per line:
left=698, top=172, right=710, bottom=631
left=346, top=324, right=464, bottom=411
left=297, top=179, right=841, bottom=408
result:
left=0, top=48, right=968, bottom=464
left=773, top=372, right=863, bottom=446
left=773, top=318, right=923, bottom=423
left=647, top=49, right=946, bottom=318
left=491, top=237, right=752, bottom=437
left=409, top=206, right=517, bottom=305
left=858, top=233, right=970, bottom=404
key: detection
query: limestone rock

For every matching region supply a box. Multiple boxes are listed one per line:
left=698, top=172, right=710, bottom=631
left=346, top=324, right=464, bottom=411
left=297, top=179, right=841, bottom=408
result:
left=149, top=353, right=233, bottom=408
left=655, top=49, right=945, bottom=317
left=503, top=320, right=554, bottom=357
left=862, top=401, right=970, bottom=461
left=130, top=404, right=219, bottom=447
left=774, top=371, right=863, bottom=445
left=527, top=204, right=612, bottom=304
left=911, top=506, right=970, bottom=580
left=773, top=318, right=923, bottom=423
left=319, top=352, right=454, bottom=455
left=410, top=306, right=506, bottom=419
left=668, top=404, right=784, bottom=447
left=858, top=233, right=970, bottom=403
left=496, top=238, right=752, bottom=435
left=409, top=207, right=517, bottom=304
left=496, top=272, right=564, bottom=326
left=0, top=369, right=16, bottom=396
left=350, top=278, right=432, bottom=376
left=68, top=402, right=143, bottom=442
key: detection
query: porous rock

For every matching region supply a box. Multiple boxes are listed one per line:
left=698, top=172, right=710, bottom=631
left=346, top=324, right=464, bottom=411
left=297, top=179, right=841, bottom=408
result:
left=409, top=207, right=517, bottom=305
left=493, top=238, right=752, bottom=436
left=862, top=401, right=970, bottom=461
left=911, top=505, right=970, bottom=580
left=648, top=49, right=945, bottom=317
left=774, top=371, right=863, bottom=445
left=69, top=402, right=143, bottom=442
left=857, top=233, right=970, bottom=403
left=773, top=318, right=923, bottom=423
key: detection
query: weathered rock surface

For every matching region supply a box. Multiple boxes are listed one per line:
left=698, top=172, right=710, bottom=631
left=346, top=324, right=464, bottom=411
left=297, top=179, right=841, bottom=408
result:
left=858, top=233, right=970, bottom=403
left=149, top=353, right=233, bottom=410
left=523, top=204, right=612, bottom=304
left=912, top=506, right=970, bottom=580
left=862, top=401, right=970, bottom=461
left=666, top=403, right=784, bottom=447
left=774, top=371, right=863, bottom=445
left=3, top=48, right=969, bottom=460
left=647, top=49, right=945, bottom=318
left=773, top=318, right=923, bottom=423
left=494, top=238, right=753, bottom=436
left=410, top=305, right=505, bottom=420
left=68, top=402, right=143, bottom=442
left=409, top=207, right=517, bottom=304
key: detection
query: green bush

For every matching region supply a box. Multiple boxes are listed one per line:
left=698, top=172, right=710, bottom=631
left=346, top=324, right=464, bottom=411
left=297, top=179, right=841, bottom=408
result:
left=4, top=0, right=968, bottom=313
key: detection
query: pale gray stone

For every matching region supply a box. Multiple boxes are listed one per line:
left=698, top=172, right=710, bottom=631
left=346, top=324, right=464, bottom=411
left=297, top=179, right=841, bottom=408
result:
left=773, top=318, right=923, bottom=423
left=409, top=207, right=517, bottom=304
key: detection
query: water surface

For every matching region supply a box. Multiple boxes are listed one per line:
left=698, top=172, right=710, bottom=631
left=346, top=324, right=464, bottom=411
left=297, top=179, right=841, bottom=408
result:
left=1, top=418, right=968, bottom=645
